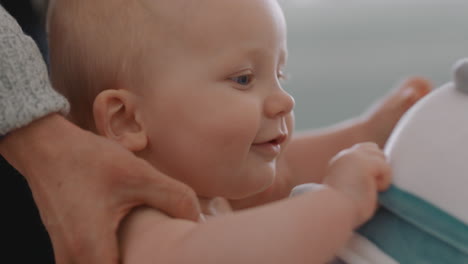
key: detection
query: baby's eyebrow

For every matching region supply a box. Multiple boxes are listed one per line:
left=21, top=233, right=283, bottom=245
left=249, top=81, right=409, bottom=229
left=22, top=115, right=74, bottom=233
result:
left=218, top=45, right=288, bottom=70
left=237, top=46, right=288, bottom=64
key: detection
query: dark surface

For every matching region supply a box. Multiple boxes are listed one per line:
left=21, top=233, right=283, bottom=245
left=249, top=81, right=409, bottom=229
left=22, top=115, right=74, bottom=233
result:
left=1, top=0, right=49, bottom=63
left=1, top=0, right=55, bottom=262
left=0, top=155, right=55, bottom=263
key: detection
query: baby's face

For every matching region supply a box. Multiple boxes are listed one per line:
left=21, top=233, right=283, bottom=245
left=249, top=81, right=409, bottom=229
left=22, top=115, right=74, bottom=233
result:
left=136, top=0, right=294, bottom=199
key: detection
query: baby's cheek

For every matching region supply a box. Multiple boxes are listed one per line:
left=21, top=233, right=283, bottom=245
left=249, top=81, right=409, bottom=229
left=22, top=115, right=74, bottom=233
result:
left=285, top=112, right=295, bottom=143
left=212, top=109, right=260, bottom=152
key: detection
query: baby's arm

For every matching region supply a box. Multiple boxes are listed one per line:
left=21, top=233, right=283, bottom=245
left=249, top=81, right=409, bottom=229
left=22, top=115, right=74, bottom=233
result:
left=120, top=189, right=355, bottom=264
left=119, top=143, right=390, bottom=264
left=285, top=77, right=431, bottom=186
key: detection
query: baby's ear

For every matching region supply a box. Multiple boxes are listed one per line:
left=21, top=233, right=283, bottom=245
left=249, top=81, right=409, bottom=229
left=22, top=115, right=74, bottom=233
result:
left=93, top=90, right=148, bottom=152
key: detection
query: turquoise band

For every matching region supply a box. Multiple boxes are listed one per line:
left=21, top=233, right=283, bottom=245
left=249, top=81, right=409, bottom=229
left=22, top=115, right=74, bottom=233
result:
left=357, top=185, right=468, bottom=263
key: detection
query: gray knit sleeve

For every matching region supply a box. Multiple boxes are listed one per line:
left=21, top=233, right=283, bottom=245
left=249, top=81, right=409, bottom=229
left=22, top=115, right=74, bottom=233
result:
left=0, top=5, right=69, bottom=136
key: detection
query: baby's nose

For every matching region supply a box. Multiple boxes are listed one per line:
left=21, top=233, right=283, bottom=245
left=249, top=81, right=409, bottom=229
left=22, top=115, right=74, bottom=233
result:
left=264, top=89, right=295, bottom=118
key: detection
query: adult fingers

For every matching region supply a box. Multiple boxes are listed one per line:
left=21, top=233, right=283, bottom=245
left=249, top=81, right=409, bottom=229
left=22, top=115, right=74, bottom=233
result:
left=122, top=160, right=201, bottom=222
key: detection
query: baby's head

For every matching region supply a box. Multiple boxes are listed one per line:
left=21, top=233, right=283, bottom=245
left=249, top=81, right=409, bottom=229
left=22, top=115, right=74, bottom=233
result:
left=48, top=0, right=295, bottom=200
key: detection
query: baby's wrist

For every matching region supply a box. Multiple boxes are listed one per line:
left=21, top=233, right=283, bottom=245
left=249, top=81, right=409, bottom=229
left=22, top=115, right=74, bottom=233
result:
left=337, top=117, right=372, bottom=145
left=358, top=113, right=391, bottom=148
left=354, top=117, right=374, bottom=143
left=291, top=183, right=361, bottom=228
left=323, top=185, right=362, bottom=228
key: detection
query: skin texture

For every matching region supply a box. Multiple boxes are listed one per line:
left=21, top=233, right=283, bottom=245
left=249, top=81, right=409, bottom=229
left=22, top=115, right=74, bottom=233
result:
left=133, top=0, right=293, bottom=200
left=47, top=0, right=433, bottom=263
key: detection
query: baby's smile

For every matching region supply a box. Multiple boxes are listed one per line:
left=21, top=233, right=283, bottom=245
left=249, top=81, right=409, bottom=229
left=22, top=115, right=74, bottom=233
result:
left=251, top=133, right=287, bottom=159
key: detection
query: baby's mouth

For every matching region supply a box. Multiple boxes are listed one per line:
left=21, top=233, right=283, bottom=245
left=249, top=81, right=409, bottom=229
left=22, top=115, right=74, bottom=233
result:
left=252, top=134, right=287, bottom=157
left=271, top=134, right=287, bottom=145
left=254, top=133, right=286, bottom=145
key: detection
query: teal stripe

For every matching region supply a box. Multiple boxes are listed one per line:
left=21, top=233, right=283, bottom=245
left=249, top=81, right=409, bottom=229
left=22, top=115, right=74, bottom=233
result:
left=379, top=185, right=468, bottom=253
left=357, top=185, right=468, bottom=264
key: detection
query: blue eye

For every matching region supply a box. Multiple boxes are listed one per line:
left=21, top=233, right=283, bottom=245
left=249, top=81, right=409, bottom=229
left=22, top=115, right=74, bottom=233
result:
left=230, top=75, right=253, bottom=86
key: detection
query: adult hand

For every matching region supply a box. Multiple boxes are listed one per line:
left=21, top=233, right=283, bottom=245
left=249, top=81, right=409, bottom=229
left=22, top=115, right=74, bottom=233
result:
left=0, top=114, right=201, bottom=264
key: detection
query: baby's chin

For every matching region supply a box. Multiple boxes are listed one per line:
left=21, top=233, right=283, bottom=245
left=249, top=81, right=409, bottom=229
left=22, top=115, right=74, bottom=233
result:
left=222, top=172, right=276, bottom=200
left=192, top=164, right=277, bottom=200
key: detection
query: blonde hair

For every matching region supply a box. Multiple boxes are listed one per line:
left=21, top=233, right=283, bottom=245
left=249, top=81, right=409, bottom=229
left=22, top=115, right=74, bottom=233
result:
left=47, top=0, right=159, bottom=129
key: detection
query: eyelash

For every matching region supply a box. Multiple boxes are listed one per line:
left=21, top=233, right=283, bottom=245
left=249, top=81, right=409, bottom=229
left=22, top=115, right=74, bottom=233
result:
left=230, top=74, right=254, bottom=86
left=229, top=71, right=288, bottom=87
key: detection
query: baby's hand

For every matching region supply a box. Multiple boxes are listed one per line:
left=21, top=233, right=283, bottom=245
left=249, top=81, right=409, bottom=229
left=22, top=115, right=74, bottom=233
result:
left=362, top=77, right=432, bottom=148
left=324, top=142, right=391, bottom=228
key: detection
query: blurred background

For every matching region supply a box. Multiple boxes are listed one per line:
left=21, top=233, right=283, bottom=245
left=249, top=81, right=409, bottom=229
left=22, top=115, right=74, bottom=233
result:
left=280, top=0, right=468, bottom=131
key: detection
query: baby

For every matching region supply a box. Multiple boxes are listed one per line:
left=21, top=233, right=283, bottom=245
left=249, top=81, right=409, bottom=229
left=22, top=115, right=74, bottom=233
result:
left=47, top=0, right=431, bottom=263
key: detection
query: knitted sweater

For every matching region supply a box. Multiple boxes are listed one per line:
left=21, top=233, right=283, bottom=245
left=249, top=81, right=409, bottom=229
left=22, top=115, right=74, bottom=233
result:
left=0, top=5, right=69, bottom=136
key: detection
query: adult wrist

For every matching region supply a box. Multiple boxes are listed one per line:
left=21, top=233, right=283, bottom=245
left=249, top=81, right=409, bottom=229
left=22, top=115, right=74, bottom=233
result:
left=0, top=114, right=76, bottom=181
